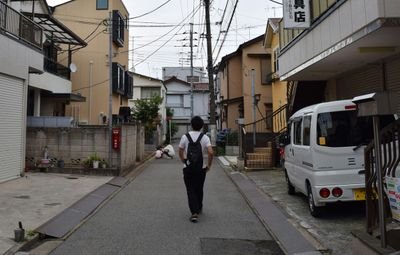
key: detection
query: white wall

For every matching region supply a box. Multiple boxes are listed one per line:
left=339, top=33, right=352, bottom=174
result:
left=29, top=72, right=71, bottom=93
left=0, top=35, right=43, bottom=80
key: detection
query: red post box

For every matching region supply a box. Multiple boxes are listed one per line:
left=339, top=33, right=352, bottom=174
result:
left=112, top=128, right=121, bottom=151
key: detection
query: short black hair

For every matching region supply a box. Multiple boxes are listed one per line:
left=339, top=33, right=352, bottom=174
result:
left=191, top=116, right=204, bottom=131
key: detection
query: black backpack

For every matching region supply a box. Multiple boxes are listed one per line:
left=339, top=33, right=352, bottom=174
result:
left=185, top=133, right=204, bottom=168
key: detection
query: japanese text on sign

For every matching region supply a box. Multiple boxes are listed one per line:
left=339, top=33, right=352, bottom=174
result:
left=283, top=0, right=310, bottom=29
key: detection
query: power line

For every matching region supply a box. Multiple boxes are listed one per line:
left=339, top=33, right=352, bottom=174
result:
left=130, top=0, right=173, bottom=19
left=213, top=0, right=239, bottom=64
left=121, top=3, right=201, bottom=55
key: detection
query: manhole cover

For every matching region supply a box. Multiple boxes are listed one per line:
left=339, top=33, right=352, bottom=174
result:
left=200, top=238, right=284, bottom=255
left=14, top=195, right=30, bottom=199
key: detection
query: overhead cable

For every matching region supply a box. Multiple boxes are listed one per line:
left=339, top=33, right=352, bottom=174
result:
left=130, top=0, right=173, bottom=19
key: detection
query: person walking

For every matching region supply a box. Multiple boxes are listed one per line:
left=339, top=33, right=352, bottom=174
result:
left=178, top=116, right=213, bottom=223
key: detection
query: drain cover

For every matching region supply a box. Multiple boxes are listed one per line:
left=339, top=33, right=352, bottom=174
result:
left=200, top=238, right=284, bottom=255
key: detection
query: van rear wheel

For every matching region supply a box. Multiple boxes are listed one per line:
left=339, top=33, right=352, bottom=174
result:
left=285, top=170, right=295, bottom=195
left=307, top=184, right=322, bottom=217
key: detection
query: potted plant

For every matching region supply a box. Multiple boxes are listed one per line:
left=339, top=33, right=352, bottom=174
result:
left=100, top=159, right=108, bottom=169
left=83, top=153, right=101, bottom=168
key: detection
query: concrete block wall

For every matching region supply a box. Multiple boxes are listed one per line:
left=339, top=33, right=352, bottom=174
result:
left=26, top=124, right=144, bottom=174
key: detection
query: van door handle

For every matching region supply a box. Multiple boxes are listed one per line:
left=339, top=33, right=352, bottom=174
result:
left=291, top=149, right=294, bottom=156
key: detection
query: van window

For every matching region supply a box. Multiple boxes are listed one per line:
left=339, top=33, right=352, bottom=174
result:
left=303, top=116, right=311, bottom=146
left=317, top=111, right=370, bottom=147
left=294, top=119, right=302, bottom=145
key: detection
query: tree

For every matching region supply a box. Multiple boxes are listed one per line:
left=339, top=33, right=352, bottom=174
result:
left=131, top=96, right=163, bottom=143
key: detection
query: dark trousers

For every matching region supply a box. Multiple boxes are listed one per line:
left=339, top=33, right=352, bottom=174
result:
left=183, top=167, right=206, bottom=214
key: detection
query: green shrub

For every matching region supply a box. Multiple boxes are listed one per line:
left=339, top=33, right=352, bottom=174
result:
left=226, top=131, right=239, bottom=146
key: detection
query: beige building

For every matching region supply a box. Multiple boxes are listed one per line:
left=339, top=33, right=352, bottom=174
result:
left=216, top=35, right=272, bottom=131
left=264, top=18, right=288, bottom=133
left=53, top=0, right=132, bottom=125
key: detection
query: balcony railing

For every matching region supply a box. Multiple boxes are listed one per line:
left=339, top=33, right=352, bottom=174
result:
left=0, top=1, right=42, bottom=49
left=44, top=57, right=70, bottom=79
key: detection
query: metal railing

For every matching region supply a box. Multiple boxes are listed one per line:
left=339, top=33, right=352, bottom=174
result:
left=0, top=1, right=42, bottom=49
left=44, top=57, right=70, bottom=79
left=365, top=118, right=400, bottom=234
left=240, top=104, right=288, bottom=167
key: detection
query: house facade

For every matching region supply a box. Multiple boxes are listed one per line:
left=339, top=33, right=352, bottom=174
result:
left=278, top=0, right=400, bottom=114
left=0, top=1, right=42, bottom=182
left=164, top=76, right=210, bottom=139
left=277, top=0, right=400, bottom=250
left=128, top=72, right=166, bottom=144
left=0, top=0, right=87, bottom=182
left=162, top=66, right=208, bottom=83
left=216, top=35, right=273, bottom=132
left=53, top=0, right=132, bottom=125
left=264, top=18, right=288, bottom=134
left=9, top=0, right=87, bottom=127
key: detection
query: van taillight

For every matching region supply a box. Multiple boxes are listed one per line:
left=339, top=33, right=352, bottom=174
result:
left=332, top=187, right=343, bottom=197
left=345, top=105, right=357, bottom=110
left=319, top=188, right=330, bottom=198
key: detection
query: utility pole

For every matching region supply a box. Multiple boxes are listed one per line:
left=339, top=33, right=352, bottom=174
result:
left=108, top=11, right=113, bottom=167
left=190, top=22, right=194, bottom=119
left=204, top=0, right=216, bottom=146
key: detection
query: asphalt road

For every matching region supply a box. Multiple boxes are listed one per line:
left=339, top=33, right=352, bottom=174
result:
left=50, top=157, right=274, bottom=255
left=247, top=169, right=366, bottom=255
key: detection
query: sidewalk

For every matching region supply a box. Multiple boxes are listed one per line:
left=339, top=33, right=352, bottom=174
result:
left=0, top=172, right=113, bottom=254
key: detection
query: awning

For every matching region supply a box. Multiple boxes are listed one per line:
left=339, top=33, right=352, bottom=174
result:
left=23, top=12, right=87, bottom=46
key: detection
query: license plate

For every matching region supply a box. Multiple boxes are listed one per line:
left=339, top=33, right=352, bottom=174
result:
left=353, top=188, right=366, bottom=200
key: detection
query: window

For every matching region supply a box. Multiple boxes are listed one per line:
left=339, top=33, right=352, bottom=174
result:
left=315, top=111, right=391, bottom=147
left=187, top=76, right=199, bottom=83
left=260, top=57, right=272, bottom=85
left=141, top=88, right=160, bottom=99
left=273, top=48, right=280, bottom=72
left=303, top=115, right=311, bottom=146
left=112, top=10, right=125, bottom=47
left=96, top=0, right=108, bottom=10
left=112, top=62, right=125, bottom=95
left=294, top=119, right=302, bottom=145
left=167, top=95, right=183, bottom=107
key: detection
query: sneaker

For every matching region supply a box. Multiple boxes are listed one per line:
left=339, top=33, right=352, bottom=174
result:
left=190, top=214, right=198, bottom=223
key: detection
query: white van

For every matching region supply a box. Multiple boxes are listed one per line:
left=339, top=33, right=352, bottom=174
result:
left=283, top=99, right=393, bottom=217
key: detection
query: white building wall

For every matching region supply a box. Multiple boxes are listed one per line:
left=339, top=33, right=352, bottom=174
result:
left=279, top=0, right=400, bottom=79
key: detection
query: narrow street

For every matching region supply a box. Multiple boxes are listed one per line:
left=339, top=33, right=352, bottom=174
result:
left=48, top=156, right=281, bottom=255
left=247, top=169, right=365, bottom=255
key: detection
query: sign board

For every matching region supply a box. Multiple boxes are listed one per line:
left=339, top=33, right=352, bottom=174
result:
left=386, top=177, right=400, bottom=222
left=112, top=128, right=121, bottom=151
left=283, top=0, right=311, bottom=29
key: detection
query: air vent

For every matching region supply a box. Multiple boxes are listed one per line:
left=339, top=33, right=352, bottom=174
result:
left=347, top=157, right=356, bottom=166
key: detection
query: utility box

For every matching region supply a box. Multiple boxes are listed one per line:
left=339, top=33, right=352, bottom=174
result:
left=352, top=91, right=397, bottom=117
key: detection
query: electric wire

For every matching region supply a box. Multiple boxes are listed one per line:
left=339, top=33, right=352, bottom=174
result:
left=213, top=0, right=239, bottom=65
left=121, top=3, right=201, bottom=56
left=130, top=0, right=172, bottom=19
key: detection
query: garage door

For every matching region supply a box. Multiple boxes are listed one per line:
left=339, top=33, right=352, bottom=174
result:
left=336, top=65, right=381, bottom=100
left=386, top=56, right=400, bottom=114
left=0, top=74, right=25, bottom=183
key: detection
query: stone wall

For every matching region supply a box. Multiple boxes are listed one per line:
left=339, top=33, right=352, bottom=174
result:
left=26, top=124, right=143, bottom=175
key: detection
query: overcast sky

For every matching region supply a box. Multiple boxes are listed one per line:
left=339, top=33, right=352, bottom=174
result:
left=47, top=0, right=282, bottom=78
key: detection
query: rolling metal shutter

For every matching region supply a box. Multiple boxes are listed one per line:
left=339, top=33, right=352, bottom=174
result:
left=386, top=56, right=400, bottom=114
left=0, top=74, right=25, bottom=182
left=336, top=65, right=381, bottom=100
